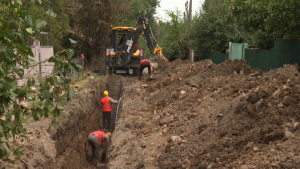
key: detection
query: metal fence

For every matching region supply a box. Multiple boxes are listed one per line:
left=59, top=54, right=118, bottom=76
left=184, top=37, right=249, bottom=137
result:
left=202, top=51, right=229, bottom=64
left=245, top=39, right=300, bottom=71
left=202, top=39, right=300, bottom=71
left=66, top=58, right=84, bottom=80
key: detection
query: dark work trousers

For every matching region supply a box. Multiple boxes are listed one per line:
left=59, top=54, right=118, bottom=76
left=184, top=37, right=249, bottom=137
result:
left=139, top=62, right=151, bottom=81
left=102, top=111, right=111, bottom=130
left=87, top=134, right=103, bottom=162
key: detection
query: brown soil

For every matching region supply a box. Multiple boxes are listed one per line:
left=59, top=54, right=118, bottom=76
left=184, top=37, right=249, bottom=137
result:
left=107, top=59, right=300, bottom=169
left=2, top=59, right=300, bottom=169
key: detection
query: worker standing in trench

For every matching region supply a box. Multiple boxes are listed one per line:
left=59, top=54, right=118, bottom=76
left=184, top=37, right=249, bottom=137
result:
left=139, top=59, right=155, bottom=82
left=101, top=90, right=118, bottom=131
left=87, top=130, right=111, bottom=163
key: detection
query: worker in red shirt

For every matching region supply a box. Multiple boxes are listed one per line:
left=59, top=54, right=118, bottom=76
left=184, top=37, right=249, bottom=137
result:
left=139, top=59, right=154, bottom=82
left=87, top=131, right=111, bottom=162
left=101, top=91, right=118, bottom=131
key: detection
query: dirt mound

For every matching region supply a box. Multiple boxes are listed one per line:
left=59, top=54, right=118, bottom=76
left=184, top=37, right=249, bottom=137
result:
left=0, top=117, right=56, bottom=169
left=153, top=54, right=169, bottom=68
left=107, top=59, right=300, bottom=168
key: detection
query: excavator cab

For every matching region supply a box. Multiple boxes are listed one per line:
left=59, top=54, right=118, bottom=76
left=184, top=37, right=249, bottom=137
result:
left=106, top=27, right=142, bottom=75
left=108, top=27, right=137, bottom=54
left=106, top=17, right=162, bottom=76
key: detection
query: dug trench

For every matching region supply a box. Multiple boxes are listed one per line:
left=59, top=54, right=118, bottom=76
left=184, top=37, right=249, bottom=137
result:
left=47, top=75, right=124, bottom=169
left=0, top=75, right=122, bottom=168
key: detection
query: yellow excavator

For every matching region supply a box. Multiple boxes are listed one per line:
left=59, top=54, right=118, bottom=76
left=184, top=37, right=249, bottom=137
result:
left=105, top=16, right=162, bottom=76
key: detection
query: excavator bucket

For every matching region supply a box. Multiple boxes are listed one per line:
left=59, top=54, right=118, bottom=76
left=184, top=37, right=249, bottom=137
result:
left=152, top=47, right=169, bottom=67
left=153, top=47, right=162, bottom=56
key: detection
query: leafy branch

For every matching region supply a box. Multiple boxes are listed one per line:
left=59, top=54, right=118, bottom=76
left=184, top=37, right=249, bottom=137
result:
left=0, top=0, right=81, bottom=160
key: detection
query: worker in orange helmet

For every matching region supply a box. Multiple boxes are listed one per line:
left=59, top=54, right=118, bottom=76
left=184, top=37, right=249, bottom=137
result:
left=87, top=131, right=112, bottom=163
left=101, top=91, right=118, bottom=131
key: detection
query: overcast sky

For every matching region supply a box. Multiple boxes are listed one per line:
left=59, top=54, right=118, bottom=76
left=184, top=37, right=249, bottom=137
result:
left=155, top=0, right=204, bottom=21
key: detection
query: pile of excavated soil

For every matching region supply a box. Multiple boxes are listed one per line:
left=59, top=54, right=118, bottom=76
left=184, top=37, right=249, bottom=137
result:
left=107, top=59, right=300, bottom=169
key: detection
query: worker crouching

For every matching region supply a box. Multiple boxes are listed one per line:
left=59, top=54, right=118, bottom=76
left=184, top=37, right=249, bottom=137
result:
left=87, top=131, right=111, bottom=163
left=139, top=59, right=154, bottom=82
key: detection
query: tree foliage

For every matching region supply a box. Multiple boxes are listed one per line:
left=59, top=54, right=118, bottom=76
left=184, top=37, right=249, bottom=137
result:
left=65, top=0, right=132, bottom=69
left=0, top=0, right=80, bottom=160
left=113, top=0, right=160, bottom=26
left=192, top=0, right=240, bottom=54
left=232, top=0, right=300, bottom=49
left=192, top=0, right=300, bottom=55
left=158, top=9, right=190, bottom=61
left=25, top=0, right=69, bottom=53
left=65, top=0, right=160, bottom=67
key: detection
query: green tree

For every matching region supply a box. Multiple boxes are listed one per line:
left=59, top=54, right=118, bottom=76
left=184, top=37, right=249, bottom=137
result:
left=112, top=0, right=160, bottom=60
left=183, top=0, right=189, bottom=21
left=65, top=0, right=160, bottom=69
left=0, top=0, right=80, bottom=160
left=113, top=0, right=160, bottom=26
left=25, top=0, right=69, bottom=53
left=192, top=0, right=235, bottom=55
left=231, top=0, right=300, bottom=49
left=192, top=0, right=300, bottom=55
left=65, top=0, right=132, bottom=70
left=159, top=10, right=190, bottom=61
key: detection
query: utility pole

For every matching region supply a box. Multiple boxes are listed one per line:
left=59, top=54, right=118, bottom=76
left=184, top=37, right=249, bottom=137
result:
left=157, top=20, right=160, bottom=42
left=38, top=40, right=42, bottom=77
left=48, top=8, right=53, bottom=47
left=189, top=0, right=192, bottom=30
left=189, top=0, right=194, bottom=62
left=49, top=17, right=53, bottom=46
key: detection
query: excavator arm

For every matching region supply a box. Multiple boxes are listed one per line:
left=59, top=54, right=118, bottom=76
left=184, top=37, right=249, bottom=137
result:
left=119, top=17, right=162, bottom=66
left=137, top=16, right=162, bottom=56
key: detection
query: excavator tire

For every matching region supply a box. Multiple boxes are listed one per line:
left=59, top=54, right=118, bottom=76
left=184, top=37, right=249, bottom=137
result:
left=106, top=66, right=113, bottom=76
left=133, top=67, right=139, bottom=76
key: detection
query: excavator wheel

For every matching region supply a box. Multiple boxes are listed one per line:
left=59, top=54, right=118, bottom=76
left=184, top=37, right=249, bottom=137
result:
left=133, top=67, right=139, bottom=76
left=106, top=66, right=113, bottom=76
